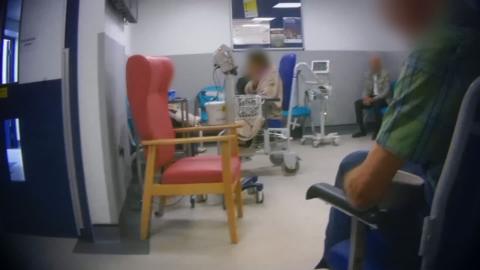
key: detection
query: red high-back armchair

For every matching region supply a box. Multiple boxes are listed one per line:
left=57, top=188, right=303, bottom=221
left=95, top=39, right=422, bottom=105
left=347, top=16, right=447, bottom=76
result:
left=126, top=55, right=243, bottom=244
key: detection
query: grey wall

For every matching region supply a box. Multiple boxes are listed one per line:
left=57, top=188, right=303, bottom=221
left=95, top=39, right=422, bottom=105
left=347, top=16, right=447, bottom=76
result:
left=303, top=0, right=406, bottom=51
left=130, top=0, right=407, bottom=55
left=129, top=0, right=409, bottom=126
left=168, top=50, right=407, bottom=126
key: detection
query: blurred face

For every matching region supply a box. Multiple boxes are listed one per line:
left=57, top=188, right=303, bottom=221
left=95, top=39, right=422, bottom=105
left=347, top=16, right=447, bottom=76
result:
left=381, top=0, right=444, bottom=39
left=247, top=62, right=266, bottom=82
left=370, top=57, right=382, bottom=74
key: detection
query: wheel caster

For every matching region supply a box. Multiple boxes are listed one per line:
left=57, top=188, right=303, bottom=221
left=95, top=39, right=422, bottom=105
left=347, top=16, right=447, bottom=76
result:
left=269, top=153, right=284, bottom=166
left=282, top=160, right=300, bottom=175
left=255, top=191, right=264, bottom=204
left=313, top=141, right=321, bottom=148
left=333, top=137, right=340, bottom=146
left=300, top=138, right=307, bottom=145
left=154, top=210, right=164, bottom=217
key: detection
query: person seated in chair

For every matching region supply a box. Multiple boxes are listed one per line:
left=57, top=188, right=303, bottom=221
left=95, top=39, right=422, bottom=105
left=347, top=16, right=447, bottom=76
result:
left=352, top=56, right=392, bottom=139
left=318, top=0, right=480, bottom=269
left=236, top=49, right=284, bottom=142
left=244, top=49, right=283, bottom=118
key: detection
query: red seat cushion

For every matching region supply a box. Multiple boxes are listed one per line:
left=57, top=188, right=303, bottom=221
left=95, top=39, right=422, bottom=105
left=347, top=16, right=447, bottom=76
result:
left=162, top=155, right=241, bottom=184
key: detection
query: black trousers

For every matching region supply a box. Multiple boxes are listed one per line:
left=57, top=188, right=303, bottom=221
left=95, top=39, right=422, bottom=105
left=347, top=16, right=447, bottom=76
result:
left=355, top=98, right=388, bottom=134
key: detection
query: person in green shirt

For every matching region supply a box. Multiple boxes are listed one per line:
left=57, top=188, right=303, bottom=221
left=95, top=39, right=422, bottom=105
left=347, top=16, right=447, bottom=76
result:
left=318, top=0, right=480, bottom=269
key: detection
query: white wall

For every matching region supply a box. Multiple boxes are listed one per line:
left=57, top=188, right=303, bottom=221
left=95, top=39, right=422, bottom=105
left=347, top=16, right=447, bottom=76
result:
left=129, top=0, right=231, bottom=56
left=99, top=3, right=132, bottom=224
left=129, top=0, right=406, bottom=56
left=303, top=0, right=405, bottom=51
left=105, top=4, right=131, bottom=49
left=79, top=0, right=131, bottom=225
left=19, top=0, right=67, bottom=83
left=78, top=0, right=111, bottom=224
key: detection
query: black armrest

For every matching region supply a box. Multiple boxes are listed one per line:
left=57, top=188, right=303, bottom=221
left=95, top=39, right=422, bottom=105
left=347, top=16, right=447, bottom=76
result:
left=306, top=171, right=425, bottom=228
left=306, top=183, right=380, bottom=228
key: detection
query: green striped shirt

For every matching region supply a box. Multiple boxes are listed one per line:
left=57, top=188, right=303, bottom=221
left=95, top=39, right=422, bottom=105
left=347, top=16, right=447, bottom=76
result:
left=377, top=25, right=480, bottom=188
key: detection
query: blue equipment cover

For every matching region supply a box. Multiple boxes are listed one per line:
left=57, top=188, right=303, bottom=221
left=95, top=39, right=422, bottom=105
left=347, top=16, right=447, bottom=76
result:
left=282, top=106, right=311, bottom=118
left=196, top=85, right=224, bottom=123
left=279, top=53, right=297, bottom=112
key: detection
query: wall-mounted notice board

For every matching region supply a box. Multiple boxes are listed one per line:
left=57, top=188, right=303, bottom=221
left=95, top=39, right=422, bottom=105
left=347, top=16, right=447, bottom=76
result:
left=231, top=0, right=304, bottom=50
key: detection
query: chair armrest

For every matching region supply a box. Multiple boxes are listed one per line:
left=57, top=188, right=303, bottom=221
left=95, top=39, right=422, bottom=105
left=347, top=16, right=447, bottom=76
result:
left=174, top=124, right=243, bottom=133
left=142, top=135, right=236, bottom=146
left=306, top=183, right=380, bottom=228
left=306, top=171, right=425, bottom=228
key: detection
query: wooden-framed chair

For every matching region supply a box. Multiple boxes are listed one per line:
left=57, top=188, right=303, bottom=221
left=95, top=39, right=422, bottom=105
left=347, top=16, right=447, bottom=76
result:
left=126, top=55, right=244, bottom=244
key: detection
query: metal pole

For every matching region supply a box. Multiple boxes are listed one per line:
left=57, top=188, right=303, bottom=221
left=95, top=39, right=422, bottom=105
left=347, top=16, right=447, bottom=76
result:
left=224, top=74, right=236, bottom=124
left=348, top=218, right=366, bottom=270
left=62, top=48, right=84, bottom=235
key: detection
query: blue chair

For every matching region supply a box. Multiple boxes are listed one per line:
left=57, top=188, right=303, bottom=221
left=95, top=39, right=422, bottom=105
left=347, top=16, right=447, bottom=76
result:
left=306, top=77, right=480, bottom=270
left=420, top=77, right=480, bottom=270
left=275, top=53, right=311, bottom=129
left=279, top=53, right=297, bottom=114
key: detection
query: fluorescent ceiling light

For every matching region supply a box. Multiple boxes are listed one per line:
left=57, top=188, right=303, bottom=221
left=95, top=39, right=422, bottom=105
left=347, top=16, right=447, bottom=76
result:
left=252, top=17, right=275, bottom=22
left=273, top=3, right=302, bottom=8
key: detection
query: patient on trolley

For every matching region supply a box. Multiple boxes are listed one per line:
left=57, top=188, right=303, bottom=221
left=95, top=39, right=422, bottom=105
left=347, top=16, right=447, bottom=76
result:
left=236, top=49, right=284, bottom=142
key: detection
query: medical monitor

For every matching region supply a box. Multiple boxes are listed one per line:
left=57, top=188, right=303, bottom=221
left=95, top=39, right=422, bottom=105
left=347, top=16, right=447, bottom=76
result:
left=311, top=60, right=330, bottom=74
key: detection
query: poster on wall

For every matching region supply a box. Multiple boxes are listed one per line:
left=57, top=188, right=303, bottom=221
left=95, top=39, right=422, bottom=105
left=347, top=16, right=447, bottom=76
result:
left=243, top=0, right=259, bottom=18
left=283, top=17, right=303, bottom=43
left=270, top=28, right=286, bottom=48
left=232, top=20, right=271, bottom=45
left=231, top=0, right=304, bottom=49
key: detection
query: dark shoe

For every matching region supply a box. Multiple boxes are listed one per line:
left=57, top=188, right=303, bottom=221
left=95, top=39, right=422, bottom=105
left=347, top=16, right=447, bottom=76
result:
left=315, top=258, right=329, bottom=269
left=371, top=133, right=378, bottom=140
left=352, top=131, right=367, bottom=138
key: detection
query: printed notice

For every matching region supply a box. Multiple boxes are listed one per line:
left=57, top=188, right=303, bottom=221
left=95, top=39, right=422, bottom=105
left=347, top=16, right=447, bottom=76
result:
left=232, top=20, right=271, bottom=45
left=283, top=17, right=303, bottom=43
left=243, top=0, right=259, bottom=18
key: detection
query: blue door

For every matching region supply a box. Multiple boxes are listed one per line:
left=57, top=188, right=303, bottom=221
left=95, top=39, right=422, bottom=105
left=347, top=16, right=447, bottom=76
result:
left=0, top=0, right=90, bottom=239
left=0, top=82, right=79, bottom=237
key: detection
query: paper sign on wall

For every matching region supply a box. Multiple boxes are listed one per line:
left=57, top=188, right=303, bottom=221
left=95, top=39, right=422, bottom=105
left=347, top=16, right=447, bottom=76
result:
left=232, top=20, right=271, bottom=45
left=283, top=17, right=303, bottom=43
left=243, top=0, right=258, bottom=18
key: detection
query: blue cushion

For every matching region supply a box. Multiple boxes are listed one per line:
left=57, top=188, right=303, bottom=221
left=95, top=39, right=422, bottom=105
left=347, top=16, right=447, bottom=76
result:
left=282, top=106, right=311, bottom=118
left=327, top=231, right=388, bottom=270
left=267, top=119, right=283, bottom=128
left=197, top=85, right=224, bottom=122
